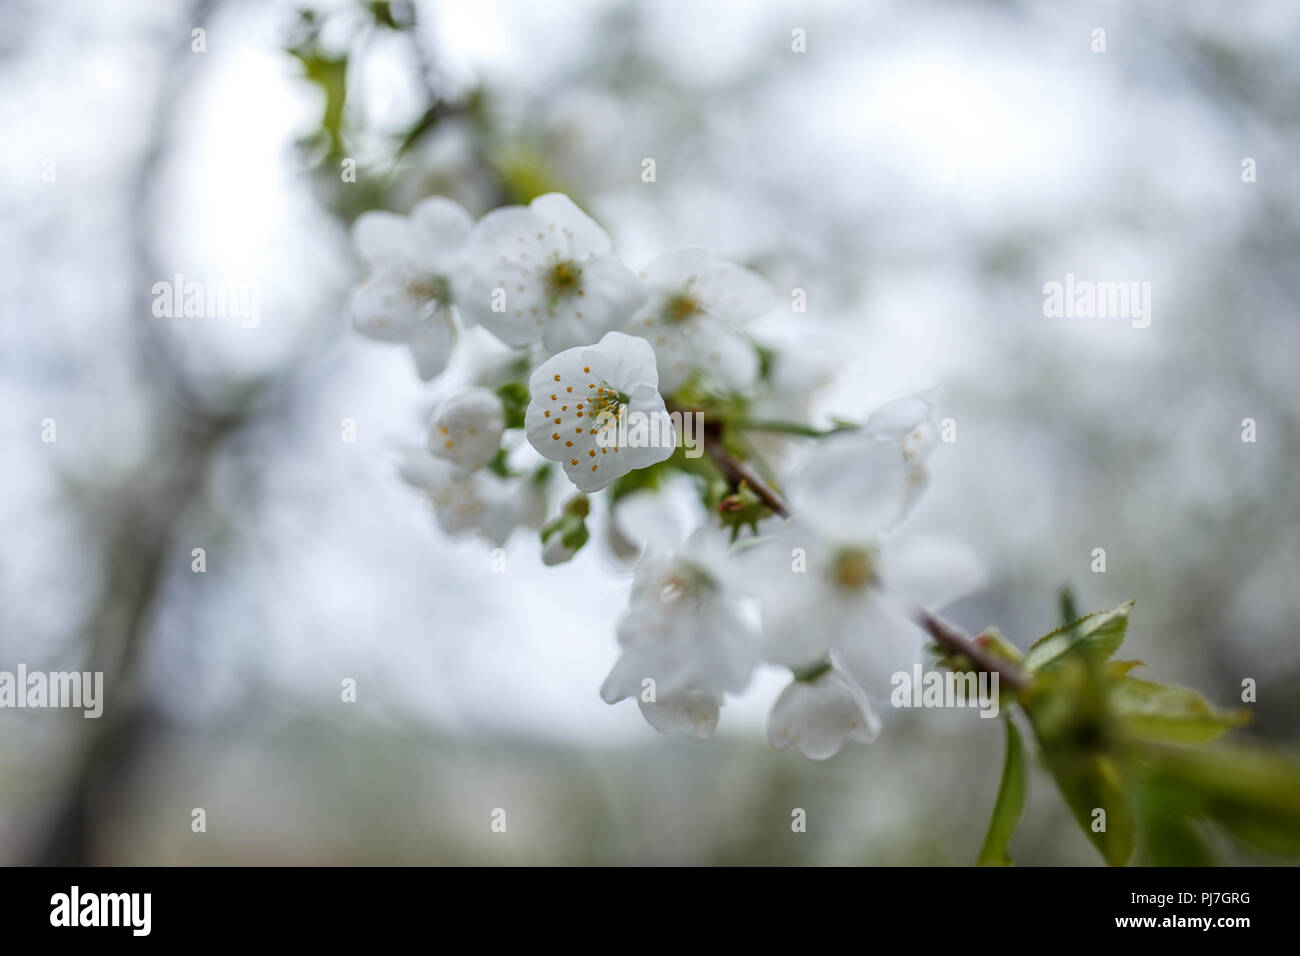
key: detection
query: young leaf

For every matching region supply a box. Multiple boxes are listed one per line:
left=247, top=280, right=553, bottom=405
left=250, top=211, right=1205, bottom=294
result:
left=1025, top=600, right=1133, bottom=673
left=977, top=719, right=1027, bottom=866
left=1112, top=677, right=1250, bottom=743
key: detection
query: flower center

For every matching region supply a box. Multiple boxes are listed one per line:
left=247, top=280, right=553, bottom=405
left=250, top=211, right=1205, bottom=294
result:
left=657, top=560, right=716, bottom=604
left=830, top=546, right=878, bottom=592
left=409, top=273, right=452, bottom=304
left=589, top=383, right=630, bottom=419
left=548, top=260, right=583, bottom=298
left=662, top=292, right=701, bottom=324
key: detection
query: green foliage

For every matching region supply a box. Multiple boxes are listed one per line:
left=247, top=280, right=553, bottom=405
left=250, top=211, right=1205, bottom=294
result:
left=996, top=598, right=1299, bottom=866
left=286, top=12, right=349, bottom=160
left=1024, top=600, right=1133, bottom=673
left=541, top=495, right=590, bottom=556
left=1022, top=653, right=1137, bottom=866
left=1111, top=673, right=1249, bottom=743
left=495, top=382, right=529, bottom=430
left=1136, top=742, right=1300, bottom=856
left=716, top=483, right=769, bottom=541
left=977, top=719, right=1027, bottom=866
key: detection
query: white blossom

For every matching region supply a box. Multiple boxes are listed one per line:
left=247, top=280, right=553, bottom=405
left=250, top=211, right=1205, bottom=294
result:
left=459, top=193, right=645, bottom=353
left=625, top=248, right=774, bottom=394
left=349, top=197, right=474, bottom=381
left=600, top=530, right=759, bottom=738
left=427, top=386, right=505, bottom=476
left=524, top=331, right=675, bottom=493
left=768, top=667, right=881, bottom=760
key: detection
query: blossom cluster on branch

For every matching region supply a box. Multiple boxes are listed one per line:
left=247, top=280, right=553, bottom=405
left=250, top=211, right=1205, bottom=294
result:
left=347, top=192, right=982, bottom=759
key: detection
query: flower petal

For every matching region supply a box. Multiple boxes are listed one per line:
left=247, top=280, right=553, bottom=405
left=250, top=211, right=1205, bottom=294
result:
left=408, top=196, right=474, bottom=269
left=880, top=533, right=985, bottom=611
left=405, top=310, right=455, bottom=381
left=529, top=192, right=612, bottom=257
left=428, top=386, right=505, bottom=473
left=637, top=688, right=720, bottom=740
left=768, top=670, right=881, bottom=760
left=833, top=591, right=923, bottom=697
left=350, top=273, right=425, bottom=342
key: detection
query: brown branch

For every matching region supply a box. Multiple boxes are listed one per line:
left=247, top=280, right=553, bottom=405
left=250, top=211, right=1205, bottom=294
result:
left=701, top=436, right=793, bottom=519
left=917, top=610, right=1029, bottom=692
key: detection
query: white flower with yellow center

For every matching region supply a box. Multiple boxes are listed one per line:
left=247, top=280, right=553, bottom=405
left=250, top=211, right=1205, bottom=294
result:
left=524, top=331, right=674, bottom=493
left=626, top=248, right=774, bottom=395
left=755, top=526, right=980, bottom=690
left=768, top=665, right=881, bottom=760
left=459, top=193, right=646, bottom=353
left=349, top=197, right=474, bottom=381
left=600, top=529, right=759, bottom=739
left=427, top=386, right=505, bottom=476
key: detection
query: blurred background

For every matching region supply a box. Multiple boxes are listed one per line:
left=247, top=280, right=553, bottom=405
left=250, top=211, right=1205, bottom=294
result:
left=1, top=0, right=1297, bottom=864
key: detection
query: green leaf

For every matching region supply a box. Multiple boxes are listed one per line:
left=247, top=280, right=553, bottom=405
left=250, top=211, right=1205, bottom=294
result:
left=1025, top=600, right=1133, bottom=673
left=977, top=720, right=1027, bottom=866
left=1136, top=742, right=1300, bottom=856
left=1043, top=749, right=1137, bottom=866
left=1112, top=677, right=1250, bottom=743
left=495, top=382, right=529, bottom=430
left=1022, top=657, right=1136, bottom=865
left=1135, top=778, right=1218, bottom=866
left=1106, top=659, right=1144, bottom=679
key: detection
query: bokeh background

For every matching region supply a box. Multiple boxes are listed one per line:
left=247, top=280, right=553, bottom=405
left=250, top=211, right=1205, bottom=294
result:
left=2, top=0, right=1297, bottom=864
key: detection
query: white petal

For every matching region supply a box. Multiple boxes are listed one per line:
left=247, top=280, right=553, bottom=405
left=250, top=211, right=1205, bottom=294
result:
left=539, top=254, right=645, bottom=354
left=351, top=210, right=419, bottom=269
left=688, top=315, right=759, bottom=392
left=768, top=670, right=880, bottom=760
left=612, top=487, right=691, bottom=553
left=637, top=687, right=720, bottom=740
left=459, top=254, right=552, bottom=347
left=541, top=534, right=579, bottom=566
left=590, top=331, right=661, bottom=392
left=428, top=386, right=505, bottom=472
left=405, top=310, right=455, bottom=381
left=459, top=206, right=555, bottom=345
left=865, top=392, right=936, bottom=439
left=350, top=273, right=425, bottom=342
left=408, top=196, right=474, bottom=269
left=528, top=192, right=612, bottom=257
left=638, top=248, right=774, bottom=323
left=833, top=591, right=923, bottom=697
left=790, top=432, right=914, bottom=541
left=880, top=534, right=985, bottom=611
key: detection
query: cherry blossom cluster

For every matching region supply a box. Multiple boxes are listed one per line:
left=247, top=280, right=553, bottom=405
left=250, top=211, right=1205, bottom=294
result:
left=348, top=193, right=981, bottom=759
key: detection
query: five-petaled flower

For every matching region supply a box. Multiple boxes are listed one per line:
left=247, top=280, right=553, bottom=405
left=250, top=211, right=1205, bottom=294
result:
left=626, top=248, right=774, bottom=395
left=349, top=197, right=474, bottom=381
left=459, top=193, right=646, bottom=354
left=524, top=331, right=675, bottom=493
